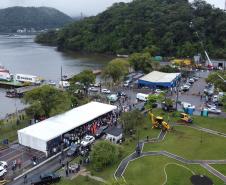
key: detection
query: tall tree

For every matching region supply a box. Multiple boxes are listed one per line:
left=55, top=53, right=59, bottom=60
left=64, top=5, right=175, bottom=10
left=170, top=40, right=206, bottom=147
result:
left=91, top=141, right=122, bottom=171
left=102, top=58, right=129, bottom=83
left=23, top=85, right=72, bottom=118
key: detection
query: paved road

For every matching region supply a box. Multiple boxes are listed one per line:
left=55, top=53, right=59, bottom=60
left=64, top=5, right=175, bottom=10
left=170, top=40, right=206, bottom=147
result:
left=114, top=125, right=226, bottom=183
left=8, top=154, right=64, bottom=185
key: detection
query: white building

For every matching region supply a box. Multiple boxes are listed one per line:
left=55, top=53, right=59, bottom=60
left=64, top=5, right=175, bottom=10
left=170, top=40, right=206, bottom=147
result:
left=105, top=127, right=123, bottom=144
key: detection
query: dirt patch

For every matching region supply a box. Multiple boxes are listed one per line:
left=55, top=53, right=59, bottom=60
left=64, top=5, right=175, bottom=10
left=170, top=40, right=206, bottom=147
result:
left=190, top=175, right=213, bottom=185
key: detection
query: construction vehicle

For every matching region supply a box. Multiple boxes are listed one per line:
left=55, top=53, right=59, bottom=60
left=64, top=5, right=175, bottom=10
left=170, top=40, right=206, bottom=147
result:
left=148, top=111, right=170, bottom=131
left=171, top=59, right=192, bottom=66
left=180, top=113, right=193, bottom=123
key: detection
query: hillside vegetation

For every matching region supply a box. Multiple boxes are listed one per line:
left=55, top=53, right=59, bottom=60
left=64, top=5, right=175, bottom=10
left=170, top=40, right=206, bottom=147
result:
left=36, top=0, right=226, bottom=58
left=0, top=6, right=73, bottom=32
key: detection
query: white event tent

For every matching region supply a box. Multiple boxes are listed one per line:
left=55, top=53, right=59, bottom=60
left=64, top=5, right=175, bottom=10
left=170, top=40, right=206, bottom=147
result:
left=18, top=102, right=117, bottom=155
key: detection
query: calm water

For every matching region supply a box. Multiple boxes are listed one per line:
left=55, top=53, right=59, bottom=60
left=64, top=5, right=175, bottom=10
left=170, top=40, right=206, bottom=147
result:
left=0, top=35, right=111, bottom=118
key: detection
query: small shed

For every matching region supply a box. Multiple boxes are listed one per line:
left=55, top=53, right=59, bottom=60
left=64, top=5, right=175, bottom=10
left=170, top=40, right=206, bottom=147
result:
left=105, top=127, right=123, bottom=144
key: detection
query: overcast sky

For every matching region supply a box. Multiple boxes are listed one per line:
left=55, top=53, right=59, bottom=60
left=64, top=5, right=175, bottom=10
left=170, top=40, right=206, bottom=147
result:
left=0, top=0, right=224, bottom=17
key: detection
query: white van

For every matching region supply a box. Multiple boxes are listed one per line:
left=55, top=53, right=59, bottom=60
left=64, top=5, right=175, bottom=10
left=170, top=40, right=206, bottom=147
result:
left=136, top=93, right=149, bottom=101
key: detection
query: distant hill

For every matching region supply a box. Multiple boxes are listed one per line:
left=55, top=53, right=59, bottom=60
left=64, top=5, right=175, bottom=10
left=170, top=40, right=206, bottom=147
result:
left=36, top=0, right=226, bottom=58
left=0, top=6, right=73, bottom=33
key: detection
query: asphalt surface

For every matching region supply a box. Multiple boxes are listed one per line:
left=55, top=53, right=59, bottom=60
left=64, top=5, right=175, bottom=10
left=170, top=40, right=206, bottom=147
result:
left=0, top=144, right=45, bottom=179
left=8, top=155, right=63, bottom=185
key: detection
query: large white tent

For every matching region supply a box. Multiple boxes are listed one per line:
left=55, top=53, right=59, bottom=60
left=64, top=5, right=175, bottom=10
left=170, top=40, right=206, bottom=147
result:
left=18, top=102, right=117, bottom=155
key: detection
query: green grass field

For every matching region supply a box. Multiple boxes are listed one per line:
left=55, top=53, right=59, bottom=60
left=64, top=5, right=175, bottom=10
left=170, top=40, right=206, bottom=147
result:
left=143, top=126, right=226, bottom=160
left=124, top=156, right=224, bottom=185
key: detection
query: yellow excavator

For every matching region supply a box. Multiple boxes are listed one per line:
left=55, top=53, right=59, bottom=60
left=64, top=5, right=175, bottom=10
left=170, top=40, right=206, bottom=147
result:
left=148, top=111, right=170, bottom=131
left=180, top=113, right=193, bottom=124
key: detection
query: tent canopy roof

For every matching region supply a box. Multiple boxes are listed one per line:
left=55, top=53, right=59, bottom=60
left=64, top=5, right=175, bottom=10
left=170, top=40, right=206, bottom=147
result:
left=139, top=71, right=180, bottom=83
left=18, top=102, right=117, bottom=142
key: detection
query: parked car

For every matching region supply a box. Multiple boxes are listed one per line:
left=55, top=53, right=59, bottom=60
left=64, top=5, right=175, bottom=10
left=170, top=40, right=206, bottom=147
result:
left=206, top=103, right=216, bottom=109
left=212, top=95, right=218, bottom=103
left=155, top=89, right=164, bottom=94
left=88, top=87, right=99, bottom=92
left=31, top=173, right=61, bottom=185
left=181, top=102, right=195, bottom=110
left=207, top=107, right=221, bottom=114
left=117, top=91, right=126, bottom=97
left=180, top=85, right=190, bottom=91
left=136, top=93, right=149, bottom=101
left=94, top=83, right=100, bottom=87
left=0, top=167, right=7, bottom=177
left=95, top=125, right=108, bottom=138
left=123, top=81, right=130, bottom=87
left=0, top=161, right=7, bottom=169
left=101, top=88, right=111, bottom=94
left=188, top=78, right=195, bottom=83
left=67, top=143, right=80, bottom=157
left=81, top=135, right=95, bottom=147
left=107, top=94, right=118, bottom=102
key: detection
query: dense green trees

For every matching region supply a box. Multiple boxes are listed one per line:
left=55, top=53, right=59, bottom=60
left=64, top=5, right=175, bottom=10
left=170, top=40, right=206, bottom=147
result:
left=0, top=7, right=73, bottom=33
left=129, top=52, right=153, bottom=73
left=23, top=85, right=72, bottom=118
left=36, top=0, right=226, bottom=58
left=91, top=141, right=122, bottom=171
left=102, top=58, right=129, bottom=83
left=120, top=110, right=145, bottom=135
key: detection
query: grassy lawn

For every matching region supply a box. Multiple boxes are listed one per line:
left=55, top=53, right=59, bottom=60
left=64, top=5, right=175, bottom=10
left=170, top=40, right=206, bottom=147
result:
left=193, top=116, right=226, bottom=133
left=0, top=114, right=29, bottom=147
left=143, top=126, right=226, bottom=160
left=211, top=164, right=226, bottom=176
left=56, top=176, right=104, bottom=185
left=124, top=156, right=224, bottom=185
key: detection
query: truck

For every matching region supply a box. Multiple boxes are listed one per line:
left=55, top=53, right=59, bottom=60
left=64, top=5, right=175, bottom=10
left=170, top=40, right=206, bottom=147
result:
left=136, top=93, right=149, bottom=101
left=31, top=173, right=61, bottom=185
left=15, top=74, right=40, bottom=84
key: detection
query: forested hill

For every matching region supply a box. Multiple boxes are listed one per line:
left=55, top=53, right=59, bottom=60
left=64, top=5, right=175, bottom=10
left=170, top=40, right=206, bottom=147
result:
left=36, top=0, right=226, bottom=58
left=0, top=7, right=73, bottom=32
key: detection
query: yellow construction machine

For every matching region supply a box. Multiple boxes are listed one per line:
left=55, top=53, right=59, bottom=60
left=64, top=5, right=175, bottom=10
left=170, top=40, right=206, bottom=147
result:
left=180, top=113, right=193, bottom=124
left=148, top=112, right=170, bottom=131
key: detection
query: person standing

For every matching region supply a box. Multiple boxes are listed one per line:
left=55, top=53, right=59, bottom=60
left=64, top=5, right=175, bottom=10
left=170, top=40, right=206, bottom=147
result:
left=23, top=174, right=27, bottom=184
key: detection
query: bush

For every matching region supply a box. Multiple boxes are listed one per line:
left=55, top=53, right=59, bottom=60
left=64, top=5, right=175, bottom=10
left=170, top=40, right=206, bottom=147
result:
left=91, top=141, right=122, bottom=171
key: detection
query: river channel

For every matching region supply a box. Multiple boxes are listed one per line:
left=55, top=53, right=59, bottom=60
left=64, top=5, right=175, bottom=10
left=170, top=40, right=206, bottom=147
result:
left=0, top=34, right=111, bottom=118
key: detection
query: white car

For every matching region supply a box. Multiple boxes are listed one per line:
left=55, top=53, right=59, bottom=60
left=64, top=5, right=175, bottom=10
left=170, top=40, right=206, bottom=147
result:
left=181, top=102, right=195, bottom=110
left=123, top=81, right=129, bottom=87
left=180, top=84, right=190, bottom=91
left=0, top=161, right=7, bottom=169
left=155, top=89, right=164, bottom=94
left=101, top=88, right=111, bottom=94
left=0, top=166, right=7, bottom=177
left=188, top=78, right=195, bottom=83
left=81, top=135, right=95, bottom=147
left=212, top=95, right=218, bottom=103
left=207, top=107, right=221, bottom=114
left=88, top=87, right=99, bottom=92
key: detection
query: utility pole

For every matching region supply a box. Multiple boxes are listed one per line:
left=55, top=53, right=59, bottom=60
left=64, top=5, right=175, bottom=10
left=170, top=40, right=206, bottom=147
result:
left=224, top=0, right=226, bottom=11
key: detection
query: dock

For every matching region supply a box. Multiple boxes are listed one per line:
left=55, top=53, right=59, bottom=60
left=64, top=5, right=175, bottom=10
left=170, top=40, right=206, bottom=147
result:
left=0, top=80, right=25, bottom=88
left=6, top=85, right=41, bottom=98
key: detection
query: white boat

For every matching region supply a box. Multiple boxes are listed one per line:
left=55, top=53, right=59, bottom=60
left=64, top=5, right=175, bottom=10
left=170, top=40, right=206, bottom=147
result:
left=15, top=73, right=41, bottom=84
